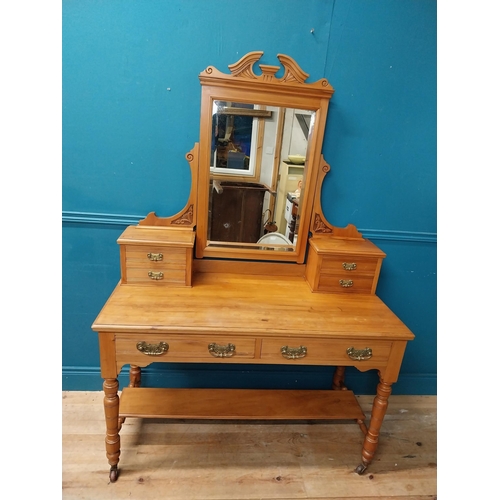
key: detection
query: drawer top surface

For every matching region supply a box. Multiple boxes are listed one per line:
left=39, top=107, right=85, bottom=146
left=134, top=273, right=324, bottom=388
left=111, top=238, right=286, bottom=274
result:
left=92, top=272, right=413, bottom=341
left=309, top=237, right=386, bottom=257
left=118, top=225, right=195, bottom=247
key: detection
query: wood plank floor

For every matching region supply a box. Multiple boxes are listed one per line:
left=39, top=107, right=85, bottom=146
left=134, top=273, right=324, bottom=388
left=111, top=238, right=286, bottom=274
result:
left=62, top=391, right=437, bottom=500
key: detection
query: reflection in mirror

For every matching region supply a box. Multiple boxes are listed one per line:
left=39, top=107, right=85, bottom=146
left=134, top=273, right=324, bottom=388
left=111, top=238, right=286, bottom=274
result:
left=208, top=100, right=315, bottom=251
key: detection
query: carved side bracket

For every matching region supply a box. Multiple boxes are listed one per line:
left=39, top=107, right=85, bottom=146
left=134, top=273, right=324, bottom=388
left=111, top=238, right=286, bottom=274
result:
left=200, top=51, right=333, bottom=93
left=138, top=143, right=199, bottom=228
left=309, top=156, right=364, bottom=239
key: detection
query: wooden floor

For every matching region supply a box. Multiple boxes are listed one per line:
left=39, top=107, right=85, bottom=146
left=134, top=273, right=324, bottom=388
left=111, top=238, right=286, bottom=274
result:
left=62, top=391, right=437, bottom=500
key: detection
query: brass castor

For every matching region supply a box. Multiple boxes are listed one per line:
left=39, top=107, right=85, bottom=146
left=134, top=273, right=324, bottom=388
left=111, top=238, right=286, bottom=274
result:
left=109, top=465, right=119, bottom=483
left=355, top=463, right=367, bottom=475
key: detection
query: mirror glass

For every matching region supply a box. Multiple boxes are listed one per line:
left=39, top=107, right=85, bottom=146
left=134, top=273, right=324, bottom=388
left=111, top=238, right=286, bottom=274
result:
left=207, top=100, right=315, bottom=252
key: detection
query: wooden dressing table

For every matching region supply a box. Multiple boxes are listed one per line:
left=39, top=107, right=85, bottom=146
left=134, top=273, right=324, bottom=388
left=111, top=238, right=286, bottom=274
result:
left=92, top=52, right=414, bottom=482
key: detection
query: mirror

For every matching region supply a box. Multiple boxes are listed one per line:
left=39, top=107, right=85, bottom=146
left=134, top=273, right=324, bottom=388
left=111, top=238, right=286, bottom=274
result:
left=196, top=52, right=334, bottom=263
left=208, top=101, right=315, bottom=249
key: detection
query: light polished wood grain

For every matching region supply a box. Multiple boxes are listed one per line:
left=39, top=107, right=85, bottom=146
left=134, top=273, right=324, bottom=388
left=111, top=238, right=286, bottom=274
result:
left=62, top=391, right=437, bottom=500
left=93, top=271, right=414, bottom=479
left=90, top=51, right=416, bottom=484
left=93, top=272, right=414, bottom=341
left=118, top=388, right=366, bottom=420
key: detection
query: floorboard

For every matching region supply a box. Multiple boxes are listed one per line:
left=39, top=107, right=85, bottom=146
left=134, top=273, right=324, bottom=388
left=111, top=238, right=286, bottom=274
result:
left=62, top=392, right=437, bottom=499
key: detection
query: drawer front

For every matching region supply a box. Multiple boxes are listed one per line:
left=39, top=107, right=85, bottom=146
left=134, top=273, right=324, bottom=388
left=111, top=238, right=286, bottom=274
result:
left=261, top=338, right=392, bottom=366
left=317, top=274, right=375, bottom=294
left=116, top=334, right=256, bottom=366
left=125, top=267, right=187, bottom=284
left=124, top=245, right=188, bottom=285
left=126, top=245, right=186, bottom=266
left=320, top=256, right=379, bottom=274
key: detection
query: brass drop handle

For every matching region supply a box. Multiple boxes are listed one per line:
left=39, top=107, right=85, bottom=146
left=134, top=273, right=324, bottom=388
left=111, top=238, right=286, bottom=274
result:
left=147, top=252, right=163, bottom=261
left=148, top=271, right=164, bottom=280
left=281, top=345, right=307, bottom=360
left=342, top=262, right=357, bottom=271
left=136, top=341, right=169, bottom=356
left=346, top=347, right=372, bottom=361
left=339, top=279, right=353, bottom=288
left=208, top=342, right=236, bottom=358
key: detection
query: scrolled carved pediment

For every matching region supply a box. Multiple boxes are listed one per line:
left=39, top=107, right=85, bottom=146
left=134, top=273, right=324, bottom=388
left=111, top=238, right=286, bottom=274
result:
left=200, top=51, right=333, bottom=94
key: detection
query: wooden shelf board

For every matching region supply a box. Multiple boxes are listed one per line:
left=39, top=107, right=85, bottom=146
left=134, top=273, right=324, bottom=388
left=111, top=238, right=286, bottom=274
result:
left=119, top=388, right=365, bottom=421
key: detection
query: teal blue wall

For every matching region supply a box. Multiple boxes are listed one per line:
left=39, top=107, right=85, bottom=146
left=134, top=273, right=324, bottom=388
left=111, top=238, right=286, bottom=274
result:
left=62, top=0, right=436, bottom=394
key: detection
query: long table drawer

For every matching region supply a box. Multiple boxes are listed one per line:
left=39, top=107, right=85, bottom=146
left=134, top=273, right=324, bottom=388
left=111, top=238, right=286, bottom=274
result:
left=115, top=334, right=256, bottom=366
left=260, top=338, right=392, bottom=366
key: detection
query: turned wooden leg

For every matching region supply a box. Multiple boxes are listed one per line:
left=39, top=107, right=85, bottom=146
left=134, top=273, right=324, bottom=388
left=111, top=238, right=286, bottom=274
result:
left=129, top=365, right=141, bottom=387
left=332, top=366, right=347, bottom=390
left=103, top=378, right=121, bottom=482
left=355, top=380, right=392, bottom=474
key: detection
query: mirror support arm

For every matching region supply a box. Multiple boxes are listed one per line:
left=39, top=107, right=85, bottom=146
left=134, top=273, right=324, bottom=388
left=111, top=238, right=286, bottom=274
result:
left=138, top=143, right=199, bottom=228
left=308, top=156, right=364, bottom=240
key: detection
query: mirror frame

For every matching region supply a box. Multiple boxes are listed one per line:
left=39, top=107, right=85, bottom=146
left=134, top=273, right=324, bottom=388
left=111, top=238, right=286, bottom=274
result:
left=195, top=51, right=334, bottom=263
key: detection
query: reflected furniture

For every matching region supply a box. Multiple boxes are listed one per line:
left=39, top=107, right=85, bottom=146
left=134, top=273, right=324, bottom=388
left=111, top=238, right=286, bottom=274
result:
left=92, top=52, right=414, bottom=483
left=276, top=160, right=304, bottom=234
left=209, top=181, right=268, bottom=243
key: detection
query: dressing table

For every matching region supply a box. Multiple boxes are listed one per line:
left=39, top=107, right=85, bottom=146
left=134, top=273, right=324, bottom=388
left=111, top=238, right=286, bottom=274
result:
left=92, top=52, right=414, bottom=483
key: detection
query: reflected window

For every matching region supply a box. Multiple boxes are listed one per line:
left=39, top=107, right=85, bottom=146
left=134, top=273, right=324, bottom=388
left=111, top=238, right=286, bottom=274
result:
left=210, top=101, right=271, bottom=177
left=207, top=100, right=315, bottom=249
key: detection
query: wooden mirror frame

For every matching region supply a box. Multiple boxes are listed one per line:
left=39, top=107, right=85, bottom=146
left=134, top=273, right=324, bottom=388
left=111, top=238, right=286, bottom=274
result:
left=195, top=51, right=334, bottom=263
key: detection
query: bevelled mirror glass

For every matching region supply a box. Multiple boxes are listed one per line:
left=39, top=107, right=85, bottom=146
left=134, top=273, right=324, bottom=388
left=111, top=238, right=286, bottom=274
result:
left=208, top=100, right=315, bottom=249
left=195, top=52, right=334, bottom=263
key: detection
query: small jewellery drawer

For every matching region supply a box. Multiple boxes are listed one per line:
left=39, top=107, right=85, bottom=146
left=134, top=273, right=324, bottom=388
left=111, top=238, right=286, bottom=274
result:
left=305, top=237, right=385, bottom=294
left=320, top=256, right=379, bottom=275
left=123, top=245, right=190, bottom=286
left=260, top=338, right=392, bottom=366
left=125, top=245, right=187, bottom=266
left=125, top=266, right=188, bottom=285
left=117, top=226, right=195, bottom=287
left=317, top=274, right=375, bottom=294
left=115, top=334, right=256, bottom=366
left=316, top=257, right=378, bottom=293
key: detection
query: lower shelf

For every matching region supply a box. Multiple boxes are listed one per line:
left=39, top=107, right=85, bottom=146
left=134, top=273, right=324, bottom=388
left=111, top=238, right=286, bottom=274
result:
left=119, top=388, right=365, bottom=421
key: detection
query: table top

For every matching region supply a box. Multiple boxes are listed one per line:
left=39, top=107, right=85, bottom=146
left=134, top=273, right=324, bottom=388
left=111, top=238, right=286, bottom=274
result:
left=92, top=272, right=414, bottom=342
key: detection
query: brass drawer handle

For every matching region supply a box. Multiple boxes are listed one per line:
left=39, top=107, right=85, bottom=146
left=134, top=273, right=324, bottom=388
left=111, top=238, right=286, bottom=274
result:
left=147, top=252, right=163, bottom=261
left=136, top=341, right=169, bottom=356
left=281, top=345, right=307, bottom=360
left=148, top=271, right=164, bottom=280
left=339, top=279, right=353, bottom=288
left=346, top=347, right=372, bottom=361
left=342, top=262, right=357, bottom=271
left=208, top=342, right=236, bottom=358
